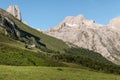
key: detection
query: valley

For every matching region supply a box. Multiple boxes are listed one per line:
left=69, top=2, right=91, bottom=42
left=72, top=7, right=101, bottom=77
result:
left=0, top=4, right=120, bottom=80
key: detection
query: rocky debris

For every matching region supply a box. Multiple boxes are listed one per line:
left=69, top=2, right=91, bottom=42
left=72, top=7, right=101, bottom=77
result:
left=26, top=44, right=36, bottom=49
left=7, top=5, right=22, bottom=21
left=45, top=15, right=120, bottom=65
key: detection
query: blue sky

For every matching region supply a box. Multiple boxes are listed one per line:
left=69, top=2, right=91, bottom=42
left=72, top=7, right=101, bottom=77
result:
left=0, top=0, right=120, bottom=30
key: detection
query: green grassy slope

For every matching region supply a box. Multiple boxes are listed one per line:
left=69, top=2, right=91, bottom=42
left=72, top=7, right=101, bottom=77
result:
left=0, top=42, right=65, bottom=66
left=0, top=43, right=46, bottom=66
left=0, top=33, right=25, bottom=49
left=15, top=21, right=68, bottom=52
left=0, top=65, right=120, bottom=80
left=0, top=8, right=69, bottom=52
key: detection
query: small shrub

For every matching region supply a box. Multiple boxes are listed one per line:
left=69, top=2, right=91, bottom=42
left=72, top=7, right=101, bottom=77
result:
left=57, top=68, right=63, bottom=71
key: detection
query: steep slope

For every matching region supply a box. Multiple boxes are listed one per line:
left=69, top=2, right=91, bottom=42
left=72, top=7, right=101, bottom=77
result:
left=0, top=8, right=69, bottom=52
left=46, top=15, right=120, bottom=65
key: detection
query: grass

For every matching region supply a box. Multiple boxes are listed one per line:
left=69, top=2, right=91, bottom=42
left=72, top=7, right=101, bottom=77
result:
left=0, top=65, right=120, bottom=80
left=0, top=42, right=65, bottom=66
left=0, top=34, right=25, bottom=49
left=0, top=43, right=45, bottom=66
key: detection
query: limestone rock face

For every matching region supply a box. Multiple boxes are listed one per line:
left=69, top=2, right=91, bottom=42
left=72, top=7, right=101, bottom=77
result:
left=109, top=17, right=120, bottom=30
left=45, top=15, right=120, bottom=65
left=7, top=5, right=22, bottom=21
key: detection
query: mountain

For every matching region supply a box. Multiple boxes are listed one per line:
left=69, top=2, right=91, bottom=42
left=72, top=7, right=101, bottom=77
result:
left=7, top=5, right=22, bottom=21
left=46, top=15, right=120, bottom=65
left=0, top=7, right=110, bottom=63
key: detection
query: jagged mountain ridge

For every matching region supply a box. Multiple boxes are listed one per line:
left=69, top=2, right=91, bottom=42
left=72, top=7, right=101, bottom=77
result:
left=46, top=15, right=120, bottom=65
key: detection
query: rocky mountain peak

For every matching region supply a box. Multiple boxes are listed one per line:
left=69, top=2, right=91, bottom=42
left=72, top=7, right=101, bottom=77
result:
left=109, top=17, right=120, bottom=29
left=64, top=15, right=85, bottom=24
left=65, top=15, right=85, bottom=21
left=46, top=15, right=120, bottom=65
left=7, top=5, right=22, bottom=21
left=75, top=15, right=85, bottom=20
left=50, top=15, right=101, bottom=31
left=63, top=15, right=99, bottom=28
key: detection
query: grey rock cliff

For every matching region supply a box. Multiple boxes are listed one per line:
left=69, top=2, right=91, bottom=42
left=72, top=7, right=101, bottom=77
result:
left=46, top=15, right=120, bottom=65
left=7, top=5, right=22, bottom=21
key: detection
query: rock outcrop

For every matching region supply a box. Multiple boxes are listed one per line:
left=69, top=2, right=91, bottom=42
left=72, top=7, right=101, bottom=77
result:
left=109, top=17, right=120, bottom=30
left=7, top=5, right=22, bottom=21
left=36, top=28, right=42, bottom=32
left=46, top=15, right=120, bottom=65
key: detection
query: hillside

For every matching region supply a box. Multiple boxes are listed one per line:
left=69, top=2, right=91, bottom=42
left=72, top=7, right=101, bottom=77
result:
left=0, top=8, right=69, bottom=52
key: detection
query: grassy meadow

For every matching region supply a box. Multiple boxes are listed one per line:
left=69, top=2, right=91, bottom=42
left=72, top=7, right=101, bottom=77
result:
left=0, top=65, right=120, bottom=80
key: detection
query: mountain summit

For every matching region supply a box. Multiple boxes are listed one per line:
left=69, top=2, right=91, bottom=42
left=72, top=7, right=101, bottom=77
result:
left=109, top=17, right=120, bottom=29
left=48, top=15, right=102, bottom=31
left=7, top=5, right=22, bottom=21
left=46, top=15, right=120, bottom=65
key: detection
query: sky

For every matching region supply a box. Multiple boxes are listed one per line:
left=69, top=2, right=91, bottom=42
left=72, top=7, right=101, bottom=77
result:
left=0, top=0, right=120, bottom=30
